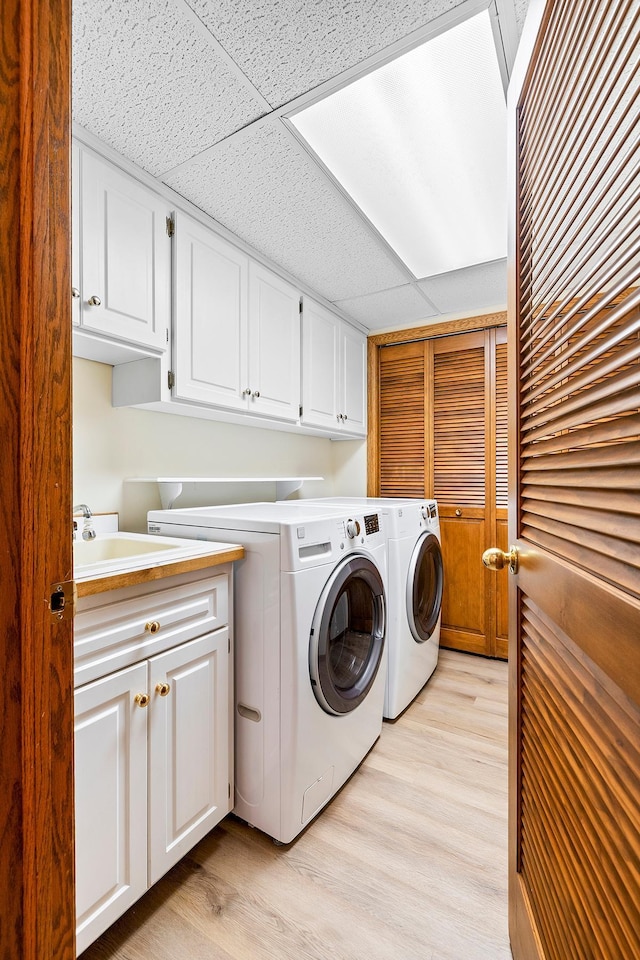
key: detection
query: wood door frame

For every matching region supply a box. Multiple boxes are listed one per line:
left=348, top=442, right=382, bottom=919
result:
left=0, top=2, right=75, bottom=958
left=367, top=311, right=507, bottom=495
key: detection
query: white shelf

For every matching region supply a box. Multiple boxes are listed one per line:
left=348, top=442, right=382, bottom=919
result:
left=126, top=477, right=323, bottom=509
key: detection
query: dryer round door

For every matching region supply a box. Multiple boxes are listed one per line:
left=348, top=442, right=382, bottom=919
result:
left=406, top=532, right=443, bottom=643
left=309, top=555, right=386, bottom=716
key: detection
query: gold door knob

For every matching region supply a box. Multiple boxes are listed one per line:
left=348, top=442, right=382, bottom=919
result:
left=134, top=692, right=150, bottom=707
left=482, top=546, right=518, bottom=574
left=155, top=682, right=171, bottom=697
left=145, top=620, right=161, bottom=634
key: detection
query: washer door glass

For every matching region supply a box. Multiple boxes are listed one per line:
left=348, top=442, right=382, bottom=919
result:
left=407, top=532, right=443, bottom=643
left=310, top=555, right=386, bottom=715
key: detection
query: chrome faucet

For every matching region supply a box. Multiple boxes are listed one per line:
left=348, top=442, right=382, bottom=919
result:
left=72, top=504, right=97, bottom=541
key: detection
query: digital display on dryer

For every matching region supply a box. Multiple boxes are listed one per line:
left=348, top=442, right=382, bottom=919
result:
left=364, top=514, right=379, bottom=535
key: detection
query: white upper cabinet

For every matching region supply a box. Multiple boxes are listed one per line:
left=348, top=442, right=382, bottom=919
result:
left=247, top=262, right=301, bottom=422
left=75, top=147, right=171, bottom=354
left=72, top=141, right=81, bottom=327
left=173, top=211, right=300, bottom=423
left=173, top=211, right=249, bottom=411
left=339, top=319, right=367, bottom=435
left=301, top=298, right=367, bottom=437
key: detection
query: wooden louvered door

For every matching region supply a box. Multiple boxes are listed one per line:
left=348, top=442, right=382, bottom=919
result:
left=375, top=325, right=507, bottom=658
left=430, top=328, right=508, bottom=658
left=507, top=1, right=640, bottom=957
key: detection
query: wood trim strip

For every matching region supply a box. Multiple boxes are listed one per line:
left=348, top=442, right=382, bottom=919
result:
left=367, top=310, right=507, bottom=347
left=76, top=548, right=245, bottom=598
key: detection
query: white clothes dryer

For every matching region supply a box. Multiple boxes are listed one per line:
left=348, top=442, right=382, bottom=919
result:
left=287, top=498, right=443, bottom=720
left=147, top=501, right=388, bottom=844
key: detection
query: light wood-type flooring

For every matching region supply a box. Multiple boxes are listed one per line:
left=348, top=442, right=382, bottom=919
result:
left=80, top=649, right=511, bottom=960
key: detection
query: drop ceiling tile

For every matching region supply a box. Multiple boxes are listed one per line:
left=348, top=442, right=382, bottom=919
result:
left=418, top=260, right=507, bottom=314
left=72, top=0, right=266, bottom=176
left=334, top=285, right=438, bottom=330
left=514, top=0, right=530, bottom=35
left=187, top=0, right=470, bottom=106
left=164, top=122, right=408, bottom=301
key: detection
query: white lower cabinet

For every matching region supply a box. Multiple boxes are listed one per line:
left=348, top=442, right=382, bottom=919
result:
left=74, top=572, right=232, bottom=955
left=148, top=631, right=230, bottom=885
left=74, top=662, right=148, bottom=955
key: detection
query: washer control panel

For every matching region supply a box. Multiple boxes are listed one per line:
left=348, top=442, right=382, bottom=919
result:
left=364, top=513, right=380, bottom=536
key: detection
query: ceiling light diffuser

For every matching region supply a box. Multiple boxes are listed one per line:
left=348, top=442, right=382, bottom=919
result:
left=290, top=9, right=507, bottom=279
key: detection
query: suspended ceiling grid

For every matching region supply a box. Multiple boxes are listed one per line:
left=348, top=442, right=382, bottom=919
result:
left=73, top=0, right=529, bottom=331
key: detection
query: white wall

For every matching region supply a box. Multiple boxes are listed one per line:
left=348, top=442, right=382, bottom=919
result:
left=73, top=358, right=367, bottom=531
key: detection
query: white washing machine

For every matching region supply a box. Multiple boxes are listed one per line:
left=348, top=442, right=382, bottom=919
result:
left=287, top=498, right=443, bottom=720
left=147, top=501, right=388, bottom=844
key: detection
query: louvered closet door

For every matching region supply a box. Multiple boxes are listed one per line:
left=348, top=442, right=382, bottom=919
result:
left=376, top=329, right=508, bottom=657
left=430, top=328, right=508, bottom=657
left=508, top=1, right=640, bottom=957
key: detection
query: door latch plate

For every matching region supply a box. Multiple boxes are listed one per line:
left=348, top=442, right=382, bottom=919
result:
left=49, top=580, right=77, bottom=622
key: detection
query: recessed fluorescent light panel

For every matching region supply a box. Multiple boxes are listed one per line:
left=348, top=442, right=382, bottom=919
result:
left=290, top=9, right=507, bottom=279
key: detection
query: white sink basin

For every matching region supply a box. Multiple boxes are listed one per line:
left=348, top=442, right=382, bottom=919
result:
left=74, top=532, right=232, bottom=579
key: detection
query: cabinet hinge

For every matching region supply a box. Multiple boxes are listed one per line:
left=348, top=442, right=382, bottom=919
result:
left=168, top=370, right=175, bottom=389
left=166, top=216, right=175, bottom=237
left=228, top=783, right=231, bottom=799
left=299, top=405, right=303, bottom=418
left=299, top=298, right=303, bottom=314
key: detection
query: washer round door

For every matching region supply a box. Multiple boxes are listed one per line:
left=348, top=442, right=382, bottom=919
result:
left=406, top=532, right=444, bottom=643
left=309, top=555, right=386, bottom=715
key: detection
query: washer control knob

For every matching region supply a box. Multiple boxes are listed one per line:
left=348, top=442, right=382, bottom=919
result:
left=345, top=519, right=361, bottom=539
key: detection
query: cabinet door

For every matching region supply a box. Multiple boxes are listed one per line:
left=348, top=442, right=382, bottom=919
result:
left=248, top=263, right=301, bottom=422
left=72, top=141, right=81, bottom=327
left=173, top=212, right=248, bottom=410
left=300, top=298, right=340, bottom=429
left=148, top=629, right=231, bottom=885
left=74, top=662, right=148, bottom=956
left=339, top=321, right=367, bottom=436
left=80, top=151, right=170, bottom=351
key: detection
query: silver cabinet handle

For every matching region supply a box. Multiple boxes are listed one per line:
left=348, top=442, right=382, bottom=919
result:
left=243, top=387, right=251, bottom=397
left=87, top=295, right=101, bottom=306
left=252, top=391, right=260, bottom=398
left=71, top=287, right=80, bottom=299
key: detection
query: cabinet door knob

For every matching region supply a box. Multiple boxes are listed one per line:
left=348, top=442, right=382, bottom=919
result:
left=145, top=620, right=161, bottom=634
left=455, top=509, right=462, bottom=517
left=343, top=413, right=348, bottom=421
left=71, top=287, right=80, bottom=299
left=252, top=390, right=260, bottom=398
left=155, top=682, right=171, bottom=697
left=134, top=692, right=150, bottom=708
left=243, top=387, right=251, bottom=397
left=87, top=295, right=101, bottom=307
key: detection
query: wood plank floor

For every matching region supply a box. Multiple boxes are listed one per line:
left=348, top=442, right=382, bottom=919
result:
left=80, top=649, right=511, bottom=960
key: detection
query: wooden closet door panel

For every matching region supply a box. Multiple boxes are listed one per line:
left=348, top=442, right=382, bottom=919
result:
left=495, top=333, right=509, bottom=659
left=431, top=333, right=492, bottom=654
left=378, top=342, right=427, bottom=497
left=438, top=511, right=488, bottom=654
